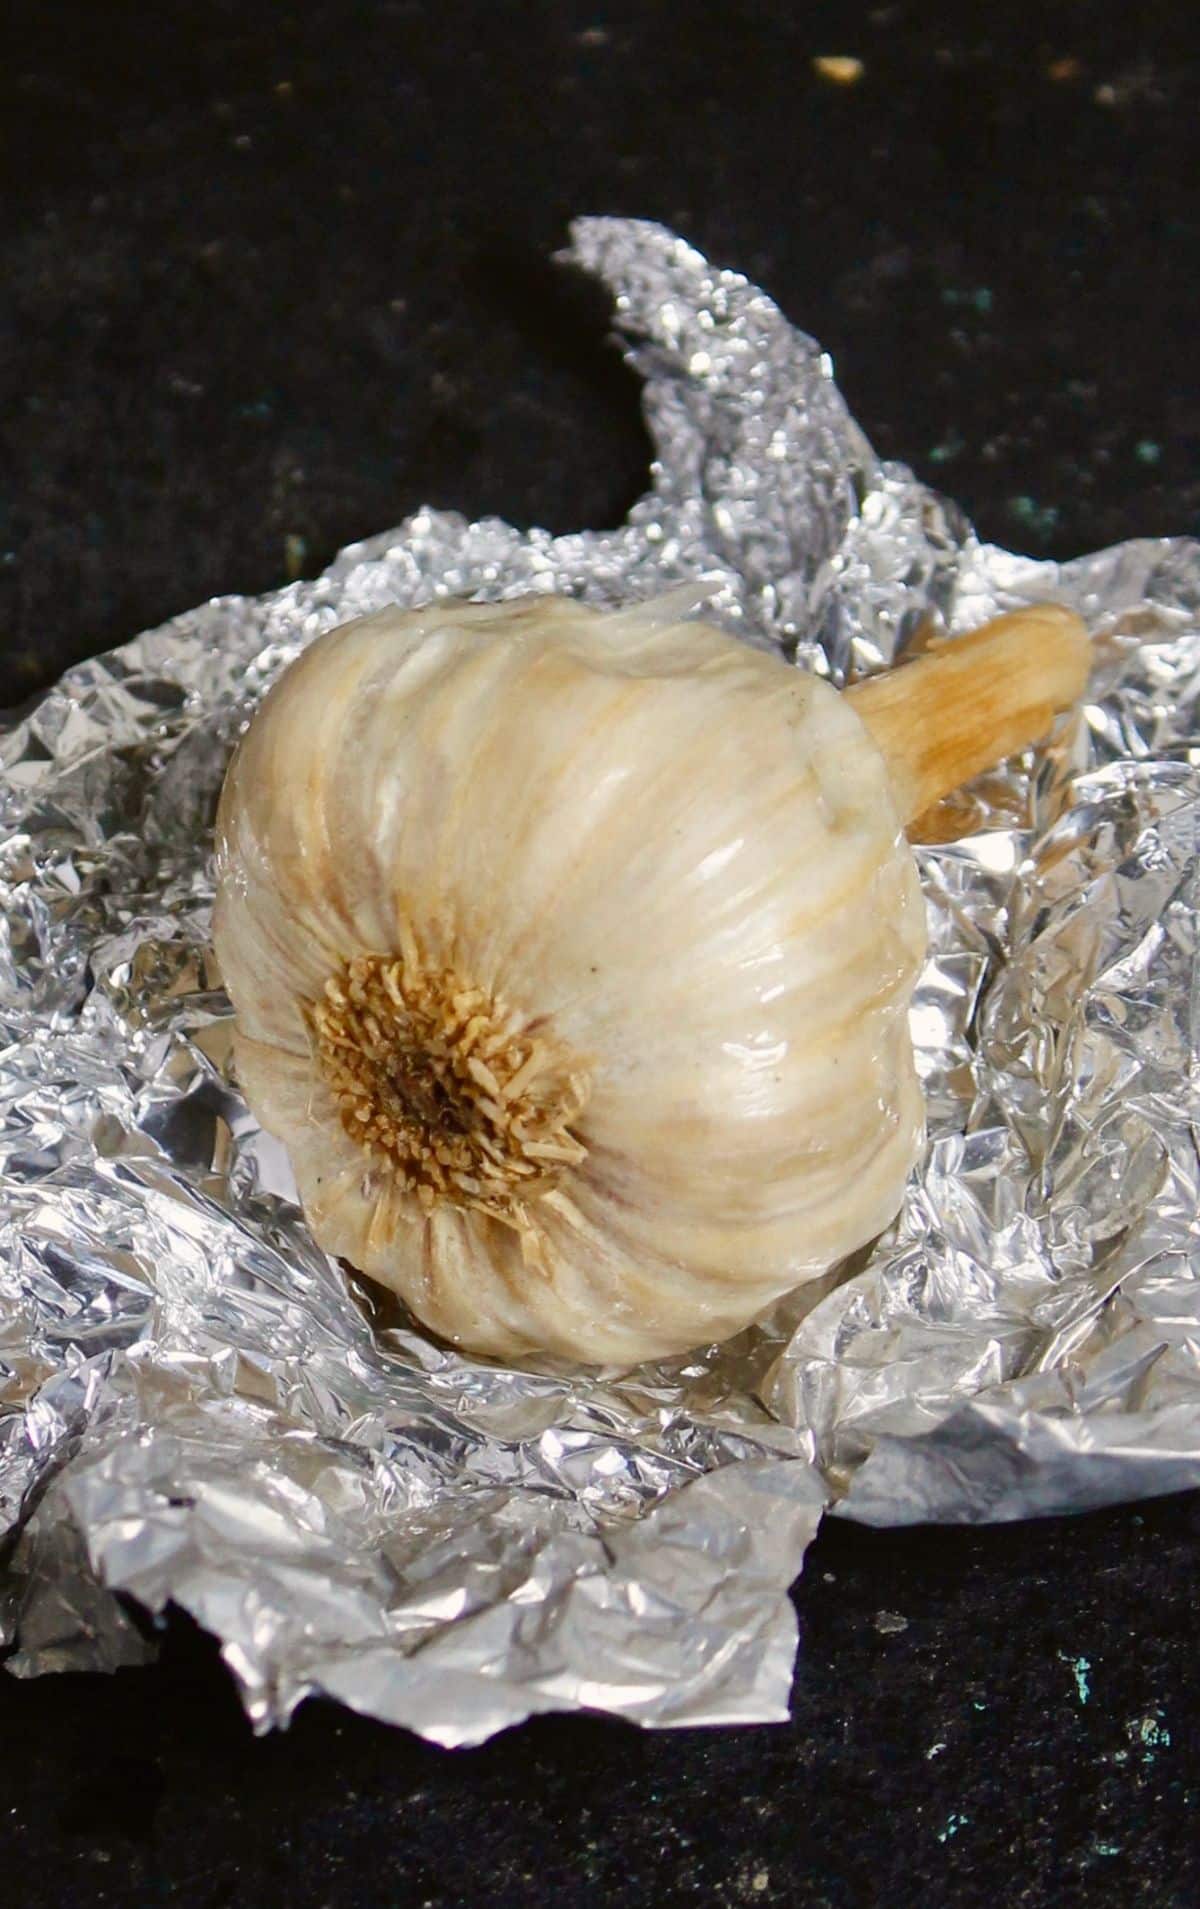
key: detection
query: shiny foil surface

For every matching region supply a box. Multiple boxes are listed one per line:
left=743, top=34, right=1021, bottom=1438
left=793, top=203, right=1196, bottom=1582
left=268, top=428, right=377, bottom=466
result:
left=2, top=218, right=1198, bottom=1744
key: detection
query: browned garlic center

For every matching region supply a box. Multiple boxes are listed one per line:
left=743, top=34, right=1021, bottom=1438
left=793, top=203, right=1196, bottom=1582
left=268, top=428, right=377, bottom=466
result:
left=308, top=951, right=590, bottom=1220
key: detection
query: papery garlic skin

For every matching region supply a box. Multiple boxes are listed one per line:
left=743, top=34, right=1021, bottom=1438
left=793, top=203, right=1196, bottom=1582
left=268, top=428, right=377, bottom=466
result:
left=213, top=596, right=927, bottom=1365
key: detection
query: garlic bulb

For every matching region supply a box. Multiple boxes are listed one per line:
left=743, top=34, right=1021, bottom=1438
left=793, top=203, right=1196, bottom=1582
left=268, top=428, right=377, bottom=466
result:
left=213, top=594, right=1089, bottom=1365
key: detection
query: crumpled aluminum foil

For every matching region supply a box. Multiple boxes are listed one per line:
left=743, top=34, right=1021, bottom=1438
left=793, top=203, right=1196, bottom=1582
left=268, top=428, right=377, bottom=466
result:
left=2, top=217, right=1198, bottom=1745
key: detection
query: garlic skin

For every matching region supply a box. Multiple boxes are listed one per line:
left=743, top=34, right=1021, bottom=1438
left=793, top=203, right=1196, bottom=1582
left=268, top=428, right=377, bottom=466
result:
left=213, top=596, right=927, bottom=1365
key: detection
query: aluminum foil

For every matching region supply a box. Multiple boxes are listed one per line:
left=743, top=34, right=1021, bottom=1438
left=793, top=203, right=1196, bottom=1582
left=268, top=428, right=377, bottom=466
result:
left=2, top=217, right=1198, bottom=1744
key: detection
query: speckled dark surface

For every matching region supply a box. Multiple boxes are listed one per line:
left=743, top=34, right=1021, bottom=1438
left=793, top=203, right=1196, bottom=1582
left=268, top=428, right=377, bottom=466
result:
left=2, top=2, right=1199, bottom=1902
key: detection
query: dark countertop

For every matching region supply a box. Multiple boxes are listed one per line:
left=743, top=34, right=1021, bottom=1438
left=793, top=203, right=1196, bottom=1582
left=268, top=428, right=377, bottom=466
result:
left=2, top=3, right=1198, bottom=1903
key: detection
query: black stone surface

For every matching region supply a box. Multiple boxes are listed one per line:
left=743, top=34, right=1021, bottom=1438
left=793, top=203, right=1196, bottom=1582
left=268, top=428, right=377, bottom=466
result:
left=2, top=2, right=1198, bottom=1902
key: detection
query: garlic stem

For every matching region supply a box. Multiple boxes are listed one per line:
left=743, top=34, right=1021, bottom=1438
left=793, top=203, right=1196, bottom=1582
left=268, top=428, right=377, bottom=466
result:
left=845, top=604, right=1091, bottom=826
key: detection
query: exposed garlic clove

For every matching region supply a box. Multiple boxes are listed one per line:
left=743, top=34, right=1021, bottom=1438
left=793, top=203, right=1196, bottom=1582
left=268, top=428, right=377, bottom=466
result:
left=213, top=594, right=1089, bottom=1366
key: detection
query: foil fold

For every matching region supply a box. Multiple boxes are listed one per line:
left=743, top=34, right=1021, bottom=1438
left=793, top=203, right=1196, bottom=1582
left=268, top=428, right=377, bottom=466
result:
left=2, top=217, right=1198, bottom=1741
